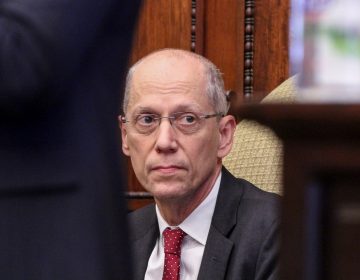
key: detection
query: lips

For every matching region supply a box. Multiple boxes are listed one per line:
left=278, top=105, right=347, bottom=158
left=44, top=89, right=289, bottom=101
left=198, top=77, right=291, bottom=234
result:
left=152, top=165, right=181, bottom=171
left=150, top=164, right=185, bottom=174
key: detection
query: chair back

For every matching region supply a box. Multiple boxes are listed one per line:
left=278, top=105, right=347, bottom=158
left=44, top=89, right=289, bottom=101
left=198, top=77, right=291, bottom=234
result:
left=223, top=76, right=297, bottom=194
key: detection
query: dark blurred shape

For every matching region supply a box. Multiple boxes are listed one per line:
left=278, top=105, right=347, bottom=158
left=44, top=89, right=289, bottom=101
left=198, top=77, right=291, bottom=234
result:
left=0, top=0, right=141, bottom=279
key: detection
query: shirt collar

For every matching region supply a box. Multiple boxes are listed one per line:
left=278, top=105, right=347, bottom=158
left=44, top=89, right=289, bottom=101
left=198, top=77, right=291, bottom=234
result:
left=156, top=172, right=222, bottom=246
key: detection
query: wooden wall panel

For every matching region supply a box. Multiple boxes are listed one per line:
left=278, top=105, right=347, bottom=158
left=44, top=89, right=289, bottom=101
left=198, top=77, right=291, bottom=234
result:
left=203, top=0, right=245, bottom=113
left=253, top=0, right=290, bottom=100
left=129, top=0, right=192, bottom=64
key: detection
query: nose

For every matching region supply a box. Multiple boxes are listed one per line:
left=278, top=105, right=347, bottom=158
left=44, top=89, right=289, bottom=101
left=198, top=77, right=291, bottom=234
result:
left=154, top=118, right=178, bottom=153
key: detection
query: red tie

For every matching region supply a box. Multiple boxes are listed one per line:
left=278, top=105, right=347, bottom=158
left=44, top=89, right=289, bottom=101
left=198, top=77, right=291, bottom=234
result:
left=162, top=227, right=186, bottom=280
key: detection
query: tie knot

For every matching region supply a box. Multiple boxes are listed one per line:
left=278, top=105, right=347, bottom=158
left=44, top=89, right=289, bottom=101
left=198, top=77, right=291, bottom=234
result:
left=163, top=227, right=186, bottom=255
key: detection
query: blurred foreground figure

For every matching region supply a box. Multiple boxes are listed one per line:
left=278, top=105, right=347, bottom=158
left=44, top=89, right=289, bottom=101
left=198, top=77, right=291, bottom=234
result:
left=0, top=0, right=141, bottom=279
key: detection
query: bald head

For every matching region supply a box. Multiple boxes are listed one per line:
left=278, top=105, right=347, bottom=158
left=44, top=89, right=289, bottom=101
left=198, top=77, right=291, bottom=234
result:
left=122, top=49, right=228, bottom=115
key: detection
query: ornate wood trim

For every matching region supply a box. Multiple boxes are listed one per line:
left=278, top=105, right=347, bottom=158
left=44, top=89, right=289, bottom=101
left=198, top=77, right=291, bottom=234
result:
left=244, top=0, right=255, bottom=101
left=125, top=192, right=153, bottom=199
left=191, top=0, right=204, bottom=54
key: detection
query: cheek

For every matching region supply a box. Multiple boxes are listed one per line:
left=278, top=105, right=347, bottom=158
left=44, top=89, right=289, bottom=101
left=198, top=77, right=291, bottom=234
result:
left=127, top=139, right=150, bottom=187
left=185, top=134, right=219, bottom=167
left=126, top=136, right=150, bottom=168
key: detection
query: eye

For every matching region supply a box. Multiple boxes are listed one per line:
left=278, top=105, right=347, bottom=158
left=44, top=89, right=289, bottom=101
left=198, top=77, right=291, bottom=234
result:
left=136, top=114, right=157, bottom=126
left=176, top=112, right=198, bottom=125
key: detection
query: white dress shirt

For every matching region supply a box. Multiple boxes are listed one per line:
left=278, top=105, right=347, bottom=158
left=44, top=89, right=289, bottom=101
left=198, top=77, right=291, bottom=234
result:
left=145, top=173, right=222, bottom=280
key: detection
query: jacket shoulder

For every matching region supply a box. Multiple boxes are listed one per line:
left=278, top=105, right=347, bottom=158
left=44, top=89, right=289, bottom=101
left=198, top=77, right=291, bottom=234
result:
left=237, top=177, right=280, bottom=202
left=218, top=168, right=280, bottom=227
left=235, top=177, right=280, bottom=221
left=128, top=204, right=157, bottom=240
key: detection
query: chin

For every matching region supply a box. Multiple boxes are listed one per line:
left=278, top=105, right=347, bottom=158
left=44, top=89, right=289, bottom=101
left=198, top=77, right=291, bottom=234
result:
left=150, top=182, right=188, bottom=200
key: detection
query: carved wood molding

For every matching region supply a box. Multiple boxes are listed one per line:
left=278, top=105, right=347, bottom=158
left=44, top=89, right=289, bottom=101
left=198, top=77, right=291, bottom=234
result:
left=244, top=0, right=255, bottom=100
left=192, top=0, right=255, bottom=99
left=191, top=0, right=204, bottom=54
left=191, top=0, right=196, bottom=52
left=125, top=192, right=153, bottom=199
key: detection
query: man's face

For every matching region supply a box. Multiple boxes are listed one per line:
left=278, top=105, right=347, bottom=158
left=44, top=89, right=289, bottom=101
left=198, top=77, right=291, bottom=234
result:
left=121, top=54, right=230, bottom=204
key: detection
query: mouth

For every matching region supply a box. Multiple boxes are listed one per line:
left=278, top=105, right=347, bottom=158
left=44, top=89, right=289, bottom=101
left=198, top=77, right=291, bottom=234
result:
left=151, top=165, right=184, bottom=174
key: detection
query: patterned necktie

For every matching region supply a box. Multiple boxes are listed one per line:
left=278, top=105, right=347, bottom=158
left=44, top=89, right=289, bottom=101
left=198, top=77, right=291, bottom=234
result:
left=162, top=227, right=186, bottom=280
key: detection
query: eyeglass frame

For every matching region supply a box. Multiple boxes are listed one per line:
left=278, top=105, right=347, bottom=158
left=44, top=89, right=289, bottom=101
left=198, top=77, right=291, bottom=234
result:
left=120, top=111, right=224, bottom=135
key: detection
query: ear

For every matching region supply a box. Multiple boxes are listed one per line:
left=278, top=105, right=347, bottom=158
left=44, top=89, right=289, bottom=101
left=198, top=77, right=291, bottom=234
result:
left=217, top=115, right=236, bottom=158
left=118, top=115, right=130, bottom=156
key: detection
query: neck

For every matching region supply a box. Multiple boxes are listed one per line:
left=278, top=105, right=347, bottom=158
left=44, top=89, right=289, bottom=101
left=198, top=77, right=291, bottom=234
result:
left=155, top=166, right=221, bottom=226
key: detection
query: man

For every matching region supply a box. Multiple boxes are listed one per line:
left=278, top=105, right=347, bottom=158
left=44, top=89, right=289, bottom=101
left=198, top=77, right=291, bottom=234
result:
left=120, top=49, right=279, bottom=280
left=0, top=1, right=140, bottom=279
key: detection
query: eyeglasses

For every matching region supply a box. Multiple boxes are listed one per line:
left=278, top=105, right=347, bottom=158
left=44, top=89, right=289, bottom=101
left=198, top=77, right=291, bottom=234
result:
left=120, top=112, right=224, bottom=135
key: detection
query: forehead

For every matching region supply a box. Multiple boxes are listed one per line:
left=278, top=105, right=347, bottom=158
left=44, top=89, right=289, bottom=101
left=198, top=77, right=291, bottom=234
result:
left=128, top=54, right=211, bottom=112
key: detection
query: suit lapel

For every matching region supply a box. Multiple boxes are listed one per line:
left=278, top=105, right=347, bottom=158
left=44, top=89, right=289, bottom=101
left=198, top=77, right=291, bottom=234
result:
left=197, top=226, right=234, bottom=280
left=197, top=168, right=244, bottom=280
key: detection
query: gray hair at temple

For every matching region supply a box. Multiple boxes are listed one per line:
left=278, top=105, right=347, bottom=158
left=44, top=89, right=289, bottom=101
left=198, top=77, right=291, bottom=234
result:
left=122, top=49, right=229, bottom=115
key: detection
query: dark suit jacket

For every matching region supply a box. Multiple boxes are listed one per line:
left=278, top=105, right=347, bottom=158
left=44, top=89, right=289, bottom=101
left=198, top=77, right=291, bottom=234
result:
left=0, top=1, right=140, bottom=279
left=129, top=167, right=280, bottom=280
